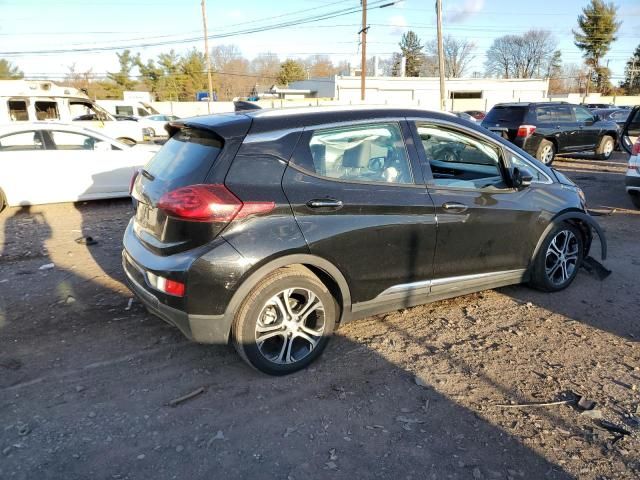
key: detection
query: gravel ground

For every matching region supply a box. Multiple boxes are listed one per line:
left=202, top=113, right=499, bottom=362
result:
left=0, top=152, right=638, bottom=480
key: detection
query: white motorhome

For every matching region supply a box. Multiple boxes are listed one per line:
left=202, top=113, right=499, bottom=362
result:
left=0, top=80, right=149, bottom=144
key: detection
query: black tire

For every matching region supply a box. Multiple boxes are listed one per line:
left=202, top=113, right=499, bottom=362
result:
left=529, top=222, right=584, bottom=292
left=630, top=192, right=640, bottom=209
left=536, top=139, right=555, bottom=165
left=231, top=266, right=338, bottom=375
left=595, top=135, right=615, bottom=160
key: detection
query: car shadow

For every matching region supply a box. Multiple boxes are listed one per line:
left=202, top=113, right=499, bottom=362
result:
left=0, top=202, right=581, bottom=479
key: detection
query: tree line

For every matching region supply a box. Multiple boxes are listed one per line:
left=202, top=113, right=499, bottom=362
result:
left=1, top=0, right=637, bottom=99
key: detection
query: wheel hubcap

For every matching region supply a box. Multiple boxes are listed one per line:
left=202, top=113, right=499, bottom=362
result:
left=541, top=145, right=553, bottom=164
left=603, top=140, right=613, bottom=156
left=545, top=230, right=579, bottom=286
left=255, top=288, right=326, bottom=365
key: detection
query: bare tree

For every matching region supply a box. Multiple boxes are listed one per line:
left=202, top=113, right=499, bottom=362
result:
left=485, top=30, right=556, bottom=79
left=426, top=36, right=475, bottom=78
left=210, top=44, right=253, bottom=99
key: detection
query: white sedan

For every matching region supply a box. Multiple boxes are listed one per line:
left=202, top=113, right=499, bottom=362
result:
left=137, top=114, right=180, bottom=139
left=0, top=123, right=160, bottom=211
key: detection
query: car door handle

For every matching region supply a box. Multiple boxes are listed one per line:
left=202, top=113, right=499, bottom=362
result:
left=306, top=198, right=343, bottom=209
left=442, top=202, right=468, bottom=213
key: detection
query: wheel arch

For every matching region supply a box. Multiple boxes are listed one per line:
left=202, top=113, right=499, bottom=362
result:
left=530, top=210, right=607, bottom=266
left=223, top=253, right=353, bottom=331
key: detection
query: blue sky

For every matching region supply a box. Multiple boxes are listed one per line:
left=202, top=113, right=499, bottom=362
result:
left=0, top=0, right=638, bottom=83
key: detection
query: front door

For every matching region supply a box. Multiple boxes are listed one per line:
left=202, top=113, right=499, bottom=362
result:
left=282, top=120, right=437, bottom=304
left=410, top=120, right=541, bottom=282
left=573, top=105, right=601, bottom=149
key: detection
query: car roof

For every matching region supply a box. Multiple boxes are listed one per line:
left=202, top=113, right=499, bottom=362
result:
left=492, top=102, right=571, bottom=108
left=177, top=106, right=471, bottom=137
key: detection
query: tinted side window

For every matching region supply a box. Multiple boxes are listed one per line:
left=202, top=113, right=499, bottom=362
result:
left=417, top=124, right=503, bottom=189
left=554, top=105, right=574, bottom=122
left=116, top=106, right=134, bottom=116
left=298, top=123, right=413, bottom=184
left=573, top=106, right=594, bottom=123
left=534, top=106, right=554, bottom=122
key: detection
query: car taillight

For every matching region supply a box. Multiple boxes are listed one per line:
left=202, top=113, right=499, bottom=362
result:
left=157, top=184, right=275, bottom=222
left=146, top=272, right=185, bottom=297
left=632, top=139, right=640, bottom=156
left=517, top=125, right=536, bottom=137
left=130, top=169, right=140, bottom=195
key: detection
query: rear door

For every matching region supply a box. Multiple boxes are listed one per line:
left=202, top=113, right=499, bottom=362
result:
left=621, top=106, right=640, bottom=154
left=281, top=120, right=437, bottom=305
left=572, top=105, right=600, bottom=149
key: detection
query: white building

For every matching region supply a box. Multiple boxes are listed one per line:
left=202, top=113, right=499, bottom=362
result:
left=289, top=76, right=550, bottom=111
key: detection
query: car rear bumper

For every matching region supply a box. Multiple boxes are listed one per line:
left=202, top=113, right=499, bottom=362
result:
left=625, top=172, right=640, bottom=192
left=122, top=250, right=230, bottom=344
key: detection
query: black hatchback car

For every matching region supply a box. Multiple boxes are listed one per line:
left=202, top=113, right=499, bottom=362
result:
left=124, top=107, right=606, bottom=375
left=481, top=102, right=620, bottom=165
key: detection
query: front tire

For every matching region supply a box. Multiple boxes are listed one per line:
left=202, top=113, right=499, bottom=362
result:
left=536, top=139, right=556, bottom=165
left=630, top=192, right=640, bottom=209
left=232, top=267, right=337, bottom=375
left=595, top=135, right=615, bottom=160
left=530, top=223, right=584, bottom=292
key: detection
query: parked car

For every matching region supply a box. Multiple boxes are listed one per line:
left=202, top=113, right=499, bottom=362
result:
left=464, top=110, right=486, bottom=121
left=0, top=123, right=159, bottom=211
left=621, top=106, right=640, bottom=208
left=584, top=103, right=616, bottom=109
left=122, top=107, right=607, bottom=375
left=451, top=111, right=478, bottom=123
left=481, top=102, right=620, bottom=165
left=136, top=114, right=181, bottom=139
left=591, top=108, right=631, bottom=128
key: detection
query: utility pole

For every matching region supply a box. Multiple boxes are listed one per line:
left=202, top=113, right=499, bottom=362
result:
left=435, top=0, right=446, bottom=111
left=201, top=0, right=214, bottom=114
left=360, top=0, right=367, bottom=101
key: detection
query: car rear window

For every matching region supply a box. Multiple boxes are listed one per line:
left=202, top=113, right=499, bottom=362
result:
left=483, top=106, right=527, bottom=124
left=145, top=128, right=222, bottom=185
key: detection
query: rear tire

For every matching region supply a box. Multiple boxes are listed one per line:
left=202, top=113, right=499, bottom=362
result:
left=630, top=192, right=640, bottom=209
left=595, top=135, right=615, bottom=160
left=231, top=267, right=337, bottom=375
left=536, top=139, right=555, bottom=165
left=529, top=223, right=584, bottom=292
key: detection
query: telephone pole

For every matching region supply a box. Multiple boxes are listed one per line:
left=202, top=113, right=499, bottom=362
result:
left=436, top=0, right=446, bottom=111
left=201, top=0, right=214, bottom=114
left=360, top=0, right=367, bottom=101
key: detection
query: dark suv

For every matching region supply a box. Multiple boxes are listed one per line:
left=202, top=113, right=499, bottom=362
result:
left=481, top=102, right=620, bottom=165
left=123, top=107, right=606, bottom=375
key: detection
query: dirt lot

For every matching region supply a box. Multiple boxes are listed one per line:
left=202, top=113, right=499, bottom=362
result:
left=1, top=152, right=639, bottom=480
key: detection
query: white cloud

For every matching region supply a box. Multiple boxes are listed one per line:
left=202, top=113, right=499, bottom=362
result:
left=389, top=15, right=408, bottom=35
left=445, top=0, right=484, bottom=24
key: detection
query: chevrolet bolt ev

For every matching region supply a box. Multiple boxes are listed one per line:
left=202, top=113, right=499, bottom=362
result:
left=123, top=107, right=606, bottom=375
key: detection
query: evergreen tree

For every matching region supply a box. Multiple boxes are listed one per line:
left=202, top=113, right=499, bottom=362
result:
left=277, top=59, right=306, bottom=86
left=573, top=0, right=621, bottom=92
left=398, top=31, right=424, bottom=77
left=622, top=44, right=640, bottom=94
left=0, top=59, right=23, bottom=79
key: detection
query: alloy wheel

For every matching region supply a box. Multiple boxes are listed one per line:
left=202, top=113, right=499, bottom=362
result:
left=602, top=139, right=614, bottom=158
left=541, top=145, right=554, bottom=164
left=545, top=230, right=579, bottom=286
left=254, top=288, right=326, bottom=365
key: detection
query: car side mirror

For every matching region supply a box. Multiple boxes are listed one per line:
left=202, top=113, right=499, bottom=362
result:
left=512, top=167, right=533, bottom=189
